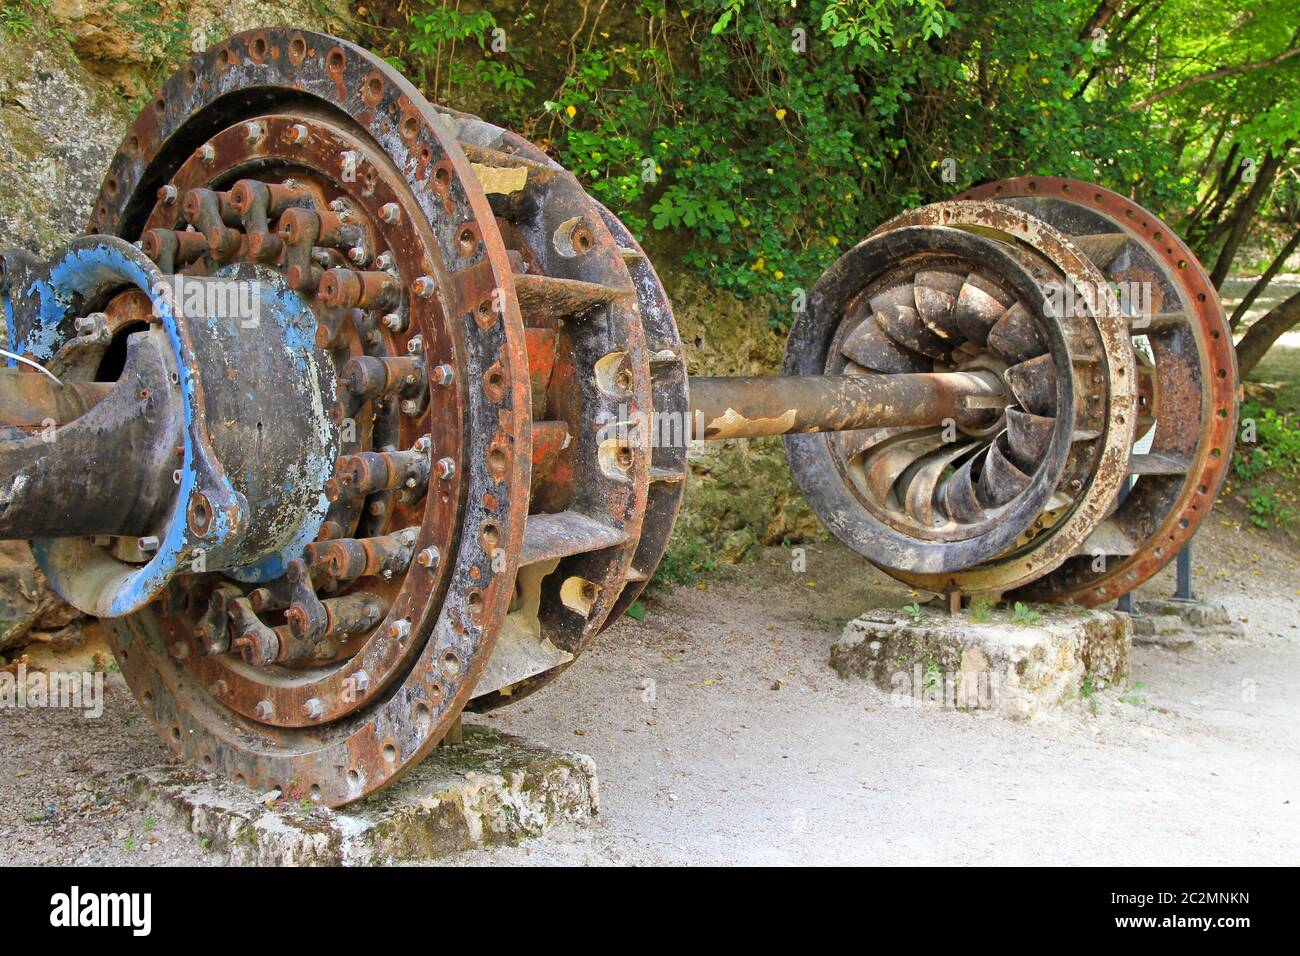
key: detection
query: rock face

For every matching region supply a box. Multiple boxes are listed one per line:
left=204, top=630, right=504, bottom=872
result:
left=129, top=724, right=599, bottom=865
left=0, top=18, right=131, bottom=257
left=0, top=542, right=84, bottom=652
left=48, top=0, right=351, bottom=98
left=831, top=605, right=1132, bottom=720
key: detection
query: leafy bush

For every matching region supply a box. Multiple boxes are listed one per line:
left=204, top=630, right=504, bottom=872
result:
left=394, top=0, right=1183, bottom=324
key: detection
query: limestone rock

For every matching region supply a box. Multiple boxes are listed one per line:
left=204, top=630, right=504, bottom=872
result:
left=48, top=0, right=353, bottom=98
left=0, top=17, right=130, bottom=256
left=831, top=605, right=1132, bottom=719
left=129, top=725, right=598, bottom=865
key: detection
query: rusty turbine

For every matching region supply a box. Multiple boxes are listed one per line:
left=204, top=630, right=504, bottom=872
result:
left=0, top=30, right=1238, bottom=805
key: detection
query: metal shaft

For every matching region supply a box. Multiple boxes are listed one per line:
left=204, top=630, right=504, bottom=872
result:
left=688, top=371, right=1007, bottom=440
left=0, top=368, right=113, bottom=431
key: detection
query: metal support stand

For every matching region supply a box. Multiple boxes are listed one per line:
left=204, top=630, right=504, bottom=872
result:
left=1173, top=545, right=1195, bottom=601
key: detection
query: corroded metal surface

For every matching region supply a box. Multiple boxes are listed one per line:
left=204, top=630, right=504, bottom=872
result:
left=951, top=178, right=1238, bottom=606
left=0, top=31, right=1237, bottom=808
left=84, top=29, right=532, bottom=805
left=784, top=211, right=1136, bottom=577
left=691, top=372, right=1007, bottom=439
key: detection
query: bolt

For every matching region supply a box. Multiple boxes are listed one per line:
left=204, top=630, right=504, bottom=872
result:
left=436, top=457, right=456, bottom=479
left=411, top=276, right=436, bottom=298
left=400, top=398, right=421, bottom=415
left=138, top=535, right=160, bottom=553
left=382, top=312, right=405, bottom=332
left=255, top=700, right=275, bottom=720
left=347, top=245, right=368, bottom=265
left=374, top=251, right=395, bottom=270
left=388, top=619, right=411, bottom=641
left=74, top=312, right=104, bottom=335
left=328, top=198, right=351, bottom=220
left=196, top=143, right=216, bottom=164
left=399, top=528, right=417, bottom=546
left=404, top=476, right=418, bottom=488
left=417, top=547, right=440, bottom=568
left=168, top=641, right=190, bottom=660
left=365, top=329, right=382, bottom=346
left=209, top=680, right=228, bottom=698
left=157, top=184, right=178, bottom=204
left=377, top=202, right=401, bottom=224
left=302, top=698, right=324, bottom=719
left=414, top=435, right=432, bottom=452
left=367, top=500, right=386, bottom=516
left=287, top=123, right=309, bottom=144
left=407, top=335, right=424, bottom=355
left=172, top=469, right=182, bottom=485
left=431, top=364, right=454, bottom=386
left=354, top=670, right=370, bottom=694
left=244, top=121, right=266, bottom=144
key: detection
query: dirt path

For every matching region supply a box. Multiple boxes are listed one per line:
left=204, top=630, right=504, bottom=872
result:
left=2, top=510, right=1296, bottom=866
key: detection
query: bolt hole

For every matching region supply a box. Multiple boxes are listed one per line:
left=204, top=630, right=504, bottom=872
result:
left=457, top=226, right=477, bottom=256
left=382, top=744, right=397, bottom=763
left=440, top=650, right=462, bottom=677
left=327, top=48, right=345, bottom=72
left=250, top=37, right=267, bottom=59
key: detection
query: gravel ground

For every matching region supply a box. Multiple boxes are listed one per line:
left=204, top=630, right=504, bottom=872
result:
left=2, top=510, right=1296, bottom=866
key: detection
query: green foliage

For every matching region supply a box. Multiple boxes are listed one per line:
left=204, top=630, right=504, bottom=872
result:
left=651, top=539, right=718, bottom=588
left=406, top=4, right=533, bottom=105
left=625, top=600, right=647, bottom=621
left=1010, top=601, right=1039, bottom=625
left=967, top=595, right=995, bottom=623
left=903, top=601, right=924, bottom=622
left=0, top=3, right=33, bottom=37
left=382, top=0, right=1300, bottom=362
left=1234, top=402, right=1300, bottom=482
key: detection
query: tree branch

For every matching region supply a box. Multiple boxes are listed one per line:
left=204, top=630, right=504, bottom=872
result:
left=1130, top=46, right=1300, bottom=110
left=1231, top=226, right=1300, bottom=330
left=1236, top=288, right=1300, bottom=377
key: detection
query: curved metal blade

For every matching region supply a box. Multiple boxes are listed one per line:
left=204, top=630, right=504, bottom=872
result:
left=987, top=301, right=1047, bottom=364
left=840, top=306, right=930, bottom=373
left=863, top=431, right=945, bottom=504
left=912, top=270, right=964, bottom=339
left=899, top=440, right=976, bottom=525
left=953, top=273, right=1013, bottom=346
left=871, top=284, right=950, bottom=360
left=938, top=457, right=985, bottom=523
left=1005, top=407, right=1056, bottom=472
left=977, top=440, right=1031, bottom=507
left=1004, top=354, right=1057, bottom=417
left=835, top=425, right=909, bottom=462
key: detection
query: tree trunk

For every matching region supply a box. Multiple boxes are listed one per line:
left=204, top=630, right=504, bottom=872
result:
left=1236, top=289, right=1300, bottom=376
left=1230, top=227, right=1300, bottom=330
left=1209, top=149, right=1284, bottom=288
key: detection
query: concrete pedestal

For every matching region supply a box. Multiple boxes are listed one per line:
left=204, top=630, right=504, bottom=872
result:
left=831, top=605, right=1131, bottom=719
left=1131, top=598, right=1245, bottom=649
left=128, top=724, right=598, bottom=865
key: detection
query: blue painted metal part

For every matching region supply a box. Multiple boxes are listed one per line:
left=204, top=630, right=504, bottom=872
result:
left=5, top=237, right=337, bottom=617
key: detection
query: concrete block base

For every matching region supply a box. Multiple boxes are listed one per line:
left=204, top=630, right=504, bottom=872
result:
left=1131, top=598, right=1244, bottom=649
left=129, top=724, right=598, bottom=865
left=831, top=605, right=1131, bottom=719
